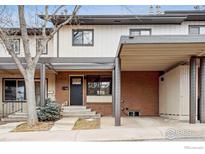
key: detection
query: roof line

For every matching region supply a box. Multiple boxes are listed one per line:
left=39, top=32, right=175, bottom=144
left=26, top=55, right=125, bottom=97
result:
left=116, top=35, right=205, bottom=57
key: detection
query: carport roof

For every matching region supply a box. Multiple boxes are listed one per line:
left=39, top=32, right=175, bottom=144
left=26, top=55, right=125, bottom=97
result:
left=118, top=35, right=205, bottom=71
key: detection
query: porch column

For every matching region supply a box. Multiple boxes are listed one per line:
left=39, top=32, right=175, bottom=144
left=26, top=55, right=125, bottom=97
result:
left=40, top=63, right=46, bottom=106
left=200, top=57, right=205, bottom=123
left=112, top=69, right=115, bottom=117
left=114, top=57, right=121, bottom=126
left=189, top=57, right=197, bottom=124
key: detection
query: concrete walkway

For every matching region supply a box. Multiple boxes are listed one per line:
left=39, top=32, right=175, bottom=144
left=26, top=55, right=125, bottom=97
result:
left=0, top=117, right=205, bottom=141
left=0, top=122, right=23, bottom=134
left=50, top=117, right=78, bottom=131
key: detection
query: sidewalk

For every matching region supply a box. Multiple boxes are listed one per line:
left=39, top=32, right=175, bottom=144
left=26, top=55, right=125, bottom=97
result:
left=0, top=117, right=205, bottom=141
left=50, top=117, right=78, bottom=131
left=0, top=122, right=24, bottom=134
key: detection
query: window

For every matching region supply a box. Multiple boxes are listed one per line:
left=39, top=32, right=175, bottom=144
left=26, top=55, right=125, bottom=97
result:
left=87, top=75, right=112, bottom=96
left=72, top=29, right=94, bottom=46
left=189, top=25, right=205, bottom=35
left=10, top=39, right=20, bottom=54
left=3, top=79, right=47, bottom=102
left=130, top=29, right=151, bottom=36
left=4, top=79, right=26, bottom=101
left=36, top=38, right=48, bottom=54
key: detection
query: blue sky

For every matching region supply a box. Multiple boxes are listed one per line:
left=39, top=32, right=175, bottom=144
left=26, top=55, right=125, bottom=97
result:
left=4, top=5, right=203, bottom=15
left=0, top=5, right=203, bottom=27
left=77, top=5, right=199, bottom=15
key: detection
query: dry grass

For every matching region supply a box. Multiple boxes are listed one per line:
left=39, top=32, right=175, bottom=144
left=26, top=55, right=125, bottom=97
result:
left=11, top=122, right=54, bottom=132
left=72, top=118, right=100, bottom=130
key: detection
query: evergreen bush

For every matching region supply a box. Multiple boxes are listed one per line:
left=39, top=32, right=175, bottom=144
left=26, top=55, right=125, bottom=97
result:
left=37, top=99, right=61, bottom=121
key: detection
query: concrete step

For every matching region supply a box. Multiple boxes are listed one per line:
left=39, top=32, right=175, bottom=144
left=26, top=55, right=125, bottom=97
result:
left=62, top=113, right=101, bottom=119
left=1, top=117, right=27, bottom=122
left=79, top=113, right=101, bottom=119
left=62, top=106, right=86, bottom=110
left=61, top=106, right=101, bottom=118
left=61, top=111, right=96, bottom=116
left=62, top=108, right=90, bottom=112
left=14, top=112, right=28, bottom=116
left=8, top=114, right=27, bottom=118
left=62, top=108, right=92, bottom=113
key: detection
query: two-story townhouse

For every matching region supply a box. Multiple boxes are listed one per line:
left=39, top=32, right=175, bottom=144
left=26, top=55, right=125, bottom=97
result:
left=1, top=10, right=205, bottom=126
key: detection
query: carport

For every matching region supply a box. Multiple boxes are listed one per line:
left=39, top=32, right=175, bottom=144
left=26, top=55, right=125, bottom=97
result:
left=113, top=35, right=205, bottom=126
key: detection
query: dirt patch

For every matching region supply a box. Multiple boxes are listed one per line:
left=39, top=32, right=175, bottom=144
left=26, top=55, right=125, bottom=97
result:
left=72, top=118, right=100, bottom=130
left=11, top=122, right=54, bottom=132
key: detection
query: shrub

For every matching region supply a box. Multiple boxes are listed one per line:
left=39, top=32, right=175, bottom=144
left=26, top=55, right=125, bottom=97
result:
left=37, top=99, right=61, bottom=121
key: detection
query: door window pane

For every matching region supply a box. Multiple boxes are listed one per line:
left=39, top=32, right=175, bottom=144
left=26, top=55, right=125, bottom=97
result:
left=17, top=81, right=26, bottom=101
left=5, top=80, right=16, bottom=101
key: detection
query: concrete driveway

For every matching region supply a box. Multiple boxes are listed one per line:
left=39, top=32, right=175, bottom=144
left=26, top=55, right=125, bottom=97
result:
left=0, top=117, right=205, bottom=141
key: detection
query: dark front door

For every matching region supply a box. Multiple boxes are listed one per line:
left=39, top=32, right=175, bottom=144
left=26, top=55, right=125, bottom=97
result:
left=70, top=76, right=83, bottom=105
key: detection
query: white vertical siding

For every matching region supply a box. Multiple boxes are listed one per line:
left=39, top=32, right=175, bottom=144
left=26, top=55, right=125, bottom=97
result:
left=159, top=65, right=198, bottom=120
left=179, top=65, right=190, bottom=120
left=0, top=21, right=205, bottom=57
left=58, top=21, right=205, bottom=57
left=0, top=36, right=54, bottom=57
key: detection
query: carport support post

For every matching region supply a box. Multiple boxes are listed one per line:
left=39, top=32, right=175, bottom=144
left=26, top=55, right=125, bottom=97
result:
left=114, top=57, right=121, bottom=126
left=112, top=69, right=115, bottom=117
left=200, top=57, right=205, bottom=123
left=40, top=63, right=46, bottom=106
left=189, top=57, right=197, bottom=124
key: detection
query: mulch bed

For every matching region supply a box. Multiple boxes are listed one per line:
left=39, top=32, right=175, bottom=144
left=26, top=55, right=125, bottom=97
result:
left=72, top=118, right=100, bottom=130
left=11, top=122, right=54, bottom=132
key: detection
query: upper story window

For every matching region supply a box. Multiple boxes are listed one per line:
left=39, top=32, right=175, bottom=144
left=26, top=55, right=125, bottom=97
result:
left=130, top=29, right=151, bottom=36
left=189, top=25, right=205, bottom=35
left=87, top=75, right=112, bottom=96
left=72, top=29, right=94, bottom=46
left=36, top=38, right=48, bottom=54
left=10, top=39, right=20, bottom=54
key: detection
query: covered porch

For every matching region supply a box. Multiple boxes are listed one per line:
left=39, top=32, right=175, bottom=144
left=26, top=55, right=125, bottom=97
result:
left=114, top=35, right=205, bottom=126
left=0, top=57, right=115, bottom=119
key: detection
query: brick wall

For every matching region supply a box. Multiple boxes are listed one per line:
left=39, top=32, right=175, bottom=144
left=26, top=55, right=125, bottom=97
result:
left=55, top=72, right=69, bottom=104
left=86, top=103, right=112, bottom=116
left=55, top=71, right=159, bottom=116
left=121, top=71, right=159, bottom=116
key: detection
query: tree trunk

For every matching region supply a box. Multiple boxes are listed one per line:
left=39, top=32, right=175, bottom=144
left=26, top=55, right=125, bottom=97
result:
left=25, top=69, right=38, bottom=126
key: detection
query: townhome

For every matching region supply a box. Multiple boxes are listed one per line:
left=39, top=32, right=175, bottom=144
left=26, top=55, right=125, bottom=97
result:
left=0, top=10, right=205, bottom=126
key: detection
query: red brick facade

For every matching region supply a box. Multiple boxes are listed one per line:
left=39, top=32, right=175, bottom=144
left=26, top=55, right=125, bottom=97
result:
left=121, top=71, right=159, bottom=116
left=55, top=71, right=159, bottom=116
